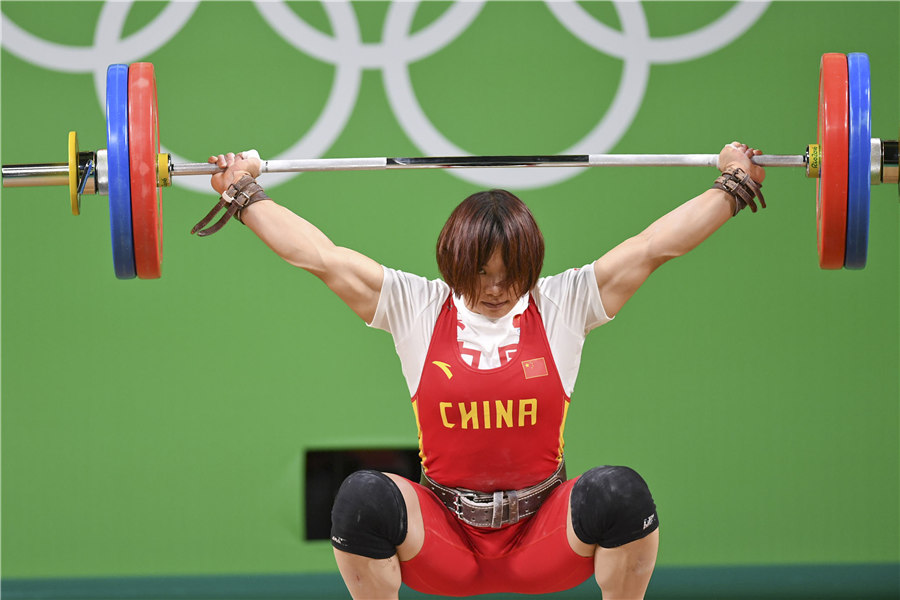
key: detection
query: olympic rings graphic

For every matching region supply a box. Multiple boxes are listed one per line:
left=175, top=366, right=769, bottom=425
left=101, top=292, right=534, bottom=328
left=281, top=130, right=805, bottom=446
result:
left=1, top=0, right=769, bottom=191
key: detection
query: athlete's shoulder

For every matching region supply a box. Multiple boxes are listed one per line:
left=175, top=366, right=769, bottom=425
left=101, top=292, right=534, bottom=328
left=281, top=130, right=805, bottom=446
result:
left=383, top=266, right=450, bottom=301
left=535, top=264, right=594, bottom=306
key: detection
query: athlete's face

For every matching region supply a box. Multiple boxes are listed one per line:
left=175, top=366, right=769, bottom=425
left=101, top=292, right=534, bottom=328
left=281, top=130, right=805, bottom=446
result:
left=465, top=250, right=516, bottom=318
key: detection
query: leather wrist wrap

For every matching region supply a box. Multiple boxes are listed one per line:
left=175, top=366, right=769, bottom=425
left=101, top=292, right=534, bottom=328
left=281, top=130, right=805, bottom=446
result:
left=191, top=175, right=270, bottom=236
left=712, top=167, right=766, bottom=216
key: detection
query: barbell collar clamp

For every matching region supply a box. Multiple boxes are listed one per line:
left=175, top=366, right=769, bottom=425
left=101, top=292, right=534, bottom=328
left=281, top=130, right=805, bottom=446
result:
left=158, top=153, right=172, bottom=188
left=76, top=155, right=95, bottom=196
left=882, top=139, right=899, bottom=184
left=806, top=144, right=821, bottom=179
left=96, top=149, right=109, bottom=196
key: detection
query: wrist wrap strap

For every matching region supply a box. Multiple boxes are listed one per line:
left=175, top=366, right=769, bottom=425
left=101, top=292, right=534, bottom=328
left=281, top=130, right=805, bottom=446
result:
left=712, top=167, right=766, bottom=216
left=191, top=175, right=270, bottom=236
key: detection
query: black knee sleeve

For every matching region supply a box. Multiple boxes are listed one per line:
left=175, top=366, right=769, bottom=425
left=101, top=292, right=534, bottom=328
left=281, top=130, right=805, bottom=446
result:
left=330, top=470, right=408, bottom=559
left=571, top=465, right=659, bottom=548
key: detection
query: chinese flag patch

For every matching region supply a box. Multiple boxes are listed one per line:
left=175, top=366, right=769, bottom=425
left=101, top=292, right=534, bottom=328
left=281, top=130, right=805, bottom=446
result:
left=521, top=357, right=548, bottom=379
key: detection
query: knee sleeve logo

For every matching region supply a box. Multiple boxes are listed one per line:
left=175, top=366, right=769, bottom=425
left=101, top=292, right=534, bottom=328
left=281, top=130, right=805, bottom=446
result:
left=331, top=535, right=348, bottom=546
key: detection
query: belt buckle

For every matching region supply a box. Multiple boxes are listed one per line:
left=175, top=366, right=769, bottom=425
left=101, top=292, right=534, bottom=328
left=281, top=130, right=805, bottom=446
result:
left=452, top=494, right=465, bottom=520
left=454, top=491, right=496, bottom=527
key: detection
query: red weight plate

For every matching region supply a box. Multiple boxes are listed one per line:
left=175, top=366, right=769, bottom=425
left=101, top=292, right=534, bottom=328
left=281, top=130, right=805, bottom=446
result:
left=815, top=53, right=848, bottom=269
left=128, top=62, right=163, bottom=279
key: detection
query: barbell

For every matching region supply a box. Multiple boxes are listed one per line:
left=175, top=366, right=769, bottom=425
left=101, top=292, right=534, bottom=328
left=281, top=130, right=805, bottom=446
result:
left=2, top=53, right=897, bottom=280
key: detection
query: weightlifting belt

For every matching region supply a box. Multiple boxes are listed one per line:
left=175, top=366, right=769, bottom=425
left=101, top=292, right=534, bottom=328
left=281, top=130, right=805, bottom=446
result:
left=420, top=460, right=566, bottom=528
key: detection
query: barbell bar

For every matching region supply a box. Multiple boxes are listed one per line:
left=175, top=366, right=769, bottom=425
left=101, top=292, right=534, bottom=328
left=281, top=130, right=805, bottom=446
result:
left=2, top=55, right=898, bottom=280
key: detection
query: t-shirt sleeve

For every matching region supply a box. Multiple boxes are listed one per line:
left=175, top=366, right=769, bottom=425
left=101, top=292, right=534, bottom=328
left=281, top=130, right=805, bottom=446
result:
left=536, top=263, right=612, bottom=336
left=534, top=263, right=612, bottom=397
left=368, top=267, right=449, bottom=395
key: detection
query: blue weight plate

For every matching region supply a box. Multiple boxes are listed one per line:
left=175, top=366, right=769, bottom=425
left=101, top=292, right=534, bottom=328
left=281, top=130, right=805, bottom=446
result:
left=845, top=52, right=871, bottom=269
left=106, top=64, right=136, bottom=279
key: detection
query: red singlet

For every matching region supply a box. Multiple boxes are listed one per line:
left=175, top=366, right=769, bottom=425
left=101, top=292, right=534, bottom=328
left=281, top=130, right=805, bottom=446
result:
left=412, top=294, right=569, bottom=490
left=401, top=294, right=594, bottom=595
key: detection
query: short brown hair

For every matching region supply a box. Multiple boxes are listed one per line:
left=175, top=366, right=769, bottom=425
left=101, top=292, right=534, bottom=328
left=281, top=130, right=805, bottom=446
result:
left=436, top=189, right=544, bottom=302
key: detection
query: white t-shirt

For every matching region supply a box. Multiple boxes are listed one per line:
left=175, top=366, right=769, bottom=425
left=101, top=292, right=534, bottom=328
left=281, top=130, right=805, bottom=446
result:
left=368, top=264, right=612, bottom=397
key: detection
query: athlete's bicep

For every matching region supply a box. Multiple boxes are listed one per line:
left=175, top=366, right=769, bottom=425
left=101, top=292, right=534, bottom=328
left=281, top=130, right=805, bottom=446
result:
left=241, top=201, right=384, bottom=322
left=318, top=248, right=384, bottom=323
left=592, top=234, right=657, bottom=318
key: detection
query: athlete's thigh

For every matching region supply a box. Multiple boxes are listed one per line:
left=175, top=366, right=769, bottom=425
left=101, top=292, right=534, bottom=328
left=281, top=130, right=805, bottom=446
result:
left=397, top=481, right=481, bottom=596
left=383, top=473, right=426, bottom=561
left=499, top=478, right=594, bottom=593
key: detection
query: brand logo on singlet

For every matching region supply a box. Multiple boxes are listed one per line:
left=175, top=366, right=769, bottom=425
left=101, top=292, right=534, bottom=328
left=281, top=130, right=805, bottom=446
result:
left=432, top=361, right=453, bottom=380
left=438, top=399, right=537, bottom=430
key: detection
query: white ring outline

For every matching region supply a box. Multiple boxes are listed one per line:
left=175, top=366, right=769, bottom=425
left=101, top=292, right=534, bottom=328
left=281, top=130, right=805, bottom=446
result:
left=382, top=1, right=651, bottom=189
left=170, top=1, right=365, bottom=192
left=1, top=0, right=771, bottom=191
left=546, top=0, right=771, bottom=63
left=1, top=2, right=198, bottom=73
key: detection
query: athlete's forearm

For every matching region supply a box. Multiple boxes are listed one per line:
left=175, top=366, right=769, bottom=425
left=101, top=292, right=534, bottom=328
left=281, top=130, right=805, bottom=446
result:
left=640, top=188, right=734, bottom=262
left=240, top=199, right=337, bottom=275
left=592, top=187, right=734, bottom=317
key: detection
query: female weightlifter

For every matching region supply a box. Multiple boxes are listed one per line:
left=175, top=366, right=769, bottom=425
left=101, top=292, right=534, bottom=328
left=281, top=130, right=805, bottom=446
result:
left=201, top=142, right=766, bottom=599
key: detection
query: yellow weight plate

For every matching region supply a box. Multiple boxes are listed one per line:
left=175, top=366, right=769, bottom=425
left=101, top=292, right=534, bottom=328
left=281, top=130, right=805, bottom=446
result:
left=68, top=131, right=80, bottom=215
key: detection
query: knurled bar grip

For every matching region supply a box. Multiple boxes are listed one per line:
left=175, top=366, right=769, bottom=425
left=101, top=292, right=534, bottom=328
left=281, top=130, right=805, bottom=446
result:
left=170, top=153, right=806, bottom=177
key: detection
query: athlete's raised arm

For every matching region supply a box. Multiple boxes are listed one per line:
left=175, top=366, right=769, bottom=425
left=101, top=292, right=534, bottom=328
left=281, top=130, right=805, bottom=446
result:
left=207, top=152, right=383, bottom=323
left=592, top=142, right=766, bottom=317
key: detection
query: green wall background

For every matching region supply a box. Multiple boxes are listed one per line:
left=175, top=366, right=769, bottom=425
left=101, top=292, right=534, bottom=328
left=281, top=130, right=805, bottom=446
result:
left=1, top=0, right=898, bottom=592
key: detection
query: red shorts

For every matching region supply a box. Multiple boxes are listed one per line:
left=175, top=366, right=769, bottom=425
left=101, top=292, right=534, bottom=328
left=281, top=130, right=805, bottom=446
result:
left=399, top=478, right=594, bottom=596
